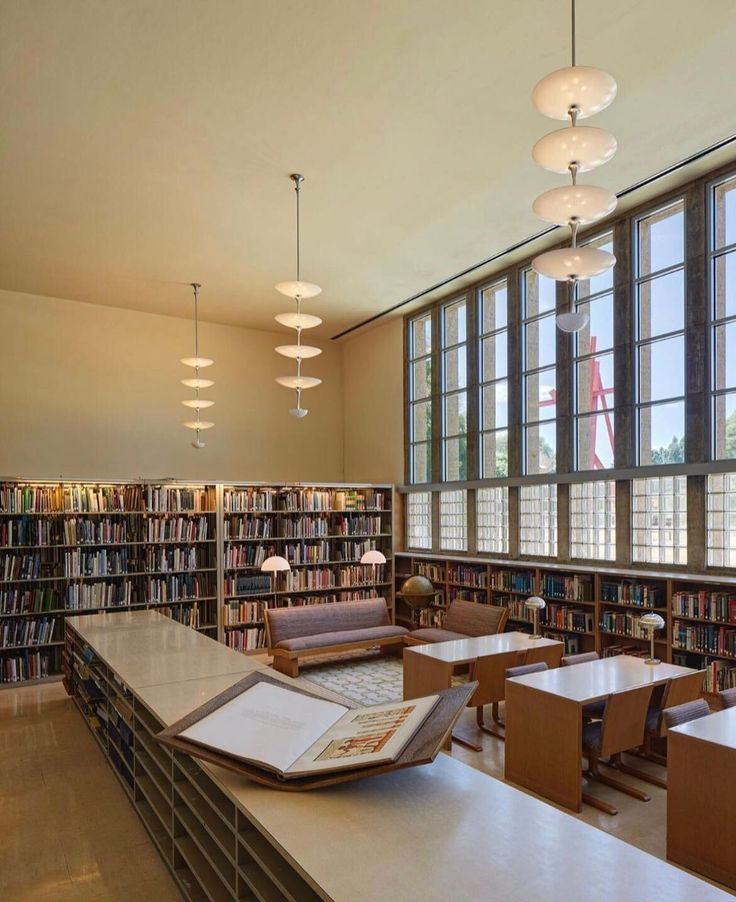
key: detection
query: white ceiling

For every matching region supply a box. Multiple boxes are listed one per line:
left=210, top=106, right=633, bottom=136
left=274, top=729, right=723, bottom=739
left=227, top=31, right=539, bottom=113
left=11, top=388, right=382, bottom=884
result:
left=2, top=0, right=736, bottom=339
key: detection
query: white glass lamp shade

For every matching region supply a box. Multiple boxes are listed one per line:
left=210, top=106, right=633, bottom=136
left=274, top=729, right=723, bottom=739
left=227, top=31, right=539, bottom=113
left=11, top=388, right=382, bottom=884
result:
left=532, top=246, right=616, bottom=281
left=274, top=280, right=322, bottom=299
left=260, top=555, right=291, bottom=572
left=289, top=407, right=308, bottom=418
left=275, top=344, right=322, bottom=359
left=360, top=550, right=387, bottom=565
left=525, top=596, right=547, bottom=612
left=274, top=312, right=322, bottom=330
left=180, top=356, right=214, bottom=368
left=532, top=126, right=617, bottom=174
left=533, top=185, right=617, bottom=225
left=183, top=420, right=215, bottom=430
left=640, top=612, right=665, bottom=632
left=532, top=66, right=617, bottom=120
left=557, top=311, right=591, bottom=333
left=181, top=377, right=215, bottom=389
left=181, top=399, right=214, bottom=409
left=275, top=375, right=322, bottom=390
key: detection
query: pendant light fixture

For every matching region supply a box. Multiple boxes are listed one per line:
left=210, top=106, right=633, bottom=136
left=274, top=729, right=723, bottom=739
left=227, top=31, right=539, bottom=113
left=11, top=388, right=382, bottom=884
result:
left=180, top=282, right=214, bottom=448
left=274, top=173, right=323, bottom=418
left=531, top=0, right=618, bottom=333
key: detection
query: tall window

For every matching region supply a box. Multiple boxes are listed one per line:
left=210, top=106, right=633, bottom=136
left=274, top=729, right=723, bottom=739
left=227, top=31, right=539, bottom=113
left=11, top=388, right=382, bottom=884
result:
left=631, top=476, right=687, bottom=565
left=706, top=473, right=736, bottom=567
left=477, top=486, right=509, bottom=554
left=439, top=489, right=467, bottom=551
left=574, top=233, right=615, bottom=470
left=522, top=269, right=557, bottom=474
left=519, top=484, right=557, bottom=556
left=635, top=201, right=686, bottom=465
left=441, top=298, right=468, bottom=480
left=570, top=480, right=615, bottom=560
left=406, top=492, right=432, bottom=550
left=711, top=174, right=736, bottom=459
left=408, top=312, right=432, bottom=483
left=479, top=280, right=509, bottom=477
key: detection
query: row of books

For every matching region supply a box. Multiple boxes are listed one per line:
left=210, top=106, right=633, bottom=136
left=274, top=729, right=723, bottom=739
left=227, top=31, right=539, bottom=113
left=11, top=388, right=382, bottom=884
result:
left=673, top=653, right=736, bottom=692
left=0, top=616, right=57, bottom=647
left=541, top=574, right=593, bottom=602
left=0, top=517, right=131, bottom=546
left=672, top=622, right=736, bottom=658
left=223, top=516, right=274, bottom=540
left=603, top=644, right=648, bottom=659
left=64, top=549, right=131, bottom=578
left=144, top=486, right=213, bottom=512
left=66, top=581, right=136, bottom=609
left=224, top=544, right=269, bottom=570
left=154, top=603, right=201, bottom=629
left=283, top=540, right=379, bottom=565
left=278, top=489, right=387, bottom=512
left=416, top=563, right=444, bottom=582
left=599, top=611, right=650, bottom=638
left=0, top=484, right=141, bottom=514
left=448, top=565, right=487, bottom=588
left=448, top=588, right=486, bottom=603
left=1, top=587, right=59, bottom=615
left=543, top=632, right=581, bottom=654
left=491, top=570, right=535, bottom=593
left=223, top=489, right=276, bottom=512
left=282, top=565, right=386, bottom=591
left=543, top=604, right=594, bottom=633
left=146, top=516, right=209, bottom=542
left=671, top=591, right=736, bottom=624
left=224, top=600, right=267, bottom=625
left=225, top=626, right=266, bottom=651
left=146, top=574, right=214, bottom=603
left=417, top=607, right=446, bottom=628
left=0, top=650, right=53, bottom=683
left=600, top=581, right=663, bottom=606
left=144, top=546, right=201, bottom=572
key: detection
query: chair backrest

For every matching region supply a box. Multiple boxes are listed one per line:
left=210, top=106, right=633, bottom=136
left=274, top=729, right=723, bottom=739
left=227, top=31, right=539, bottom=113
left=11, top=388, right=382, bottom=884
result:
left=443, top=600, right=509, bottom=637
left=719, top=687, right=736, bottom=709
left=562, top=651, right=599, bottom=667
left=524, top=643, right=563, bottom=669
left=469, top=650, right=523, bottom=707
left=599, top=684, right=653, bottom=758
left=662, top=698, right=711, bottom=732
left=264, top=598, right=388, bottom=648
left=662, top=670, right=705, bottom=709
left=506, top=661, right=548, bottom=680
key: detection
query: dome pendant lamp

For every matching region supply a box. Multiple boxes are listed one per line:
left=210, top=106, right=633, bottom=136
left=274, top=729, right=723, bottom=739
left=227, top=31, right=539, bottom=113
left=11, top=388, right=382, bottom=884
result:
left=180, top=282, right=214, bottom=448
left=531, top=0, right=618, bottom=333
left=274, top=174, right=323, bottom=417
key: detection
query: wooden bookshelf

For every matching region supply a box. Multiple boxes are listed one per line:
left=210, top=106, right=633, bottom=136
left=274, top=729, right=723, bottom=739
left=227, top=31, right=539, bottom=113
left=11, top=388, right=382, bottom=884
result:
left=396, top=551, right=736, bottom=696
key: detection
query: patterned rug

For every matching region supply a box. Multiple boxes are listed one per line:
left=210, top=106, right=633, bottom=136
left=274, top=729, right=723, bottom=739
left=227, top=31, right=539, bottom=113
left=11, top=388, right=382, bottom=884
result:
left=297, top=650, right=404, bottom=706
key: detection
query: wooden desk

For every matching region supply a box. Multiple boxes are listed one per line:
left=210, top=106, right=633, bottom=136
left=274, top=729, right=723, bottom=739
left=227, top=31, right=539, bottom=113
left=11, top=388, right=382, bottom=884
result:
left=668, top=706, right=736, bottom=890
left=402, top=631, right=562, bottom=699
left=505, top=655, right=696, bottom=812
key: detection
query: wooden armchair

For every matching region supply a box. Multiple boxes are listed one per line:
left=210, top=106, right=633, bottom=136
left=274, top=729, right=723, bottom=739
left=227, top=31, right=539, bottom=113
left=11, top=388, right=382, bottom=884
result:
left=719, top=687, right=736, bottom=709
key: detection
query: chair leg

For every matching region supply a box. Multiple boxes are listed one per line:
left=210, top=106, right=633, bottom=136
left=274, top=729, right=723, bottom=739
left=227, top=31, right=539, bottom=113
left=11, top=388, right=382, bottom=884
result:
left=595, top=754, right=651, bottom=802
left=476, top=705, right=505, bottom=739
left=450, top=729, right=483, bottom=752
left=582, top=755, right=618, bottom=815
left=612, top=751, right=667, bottom=790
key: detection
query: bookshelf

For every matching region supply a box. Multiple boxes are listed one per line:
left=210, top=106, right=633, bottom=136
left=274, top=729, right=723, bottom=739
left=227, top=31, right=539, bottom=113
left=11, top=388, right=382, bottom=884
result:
left=396, top=551, right=736, bottom=695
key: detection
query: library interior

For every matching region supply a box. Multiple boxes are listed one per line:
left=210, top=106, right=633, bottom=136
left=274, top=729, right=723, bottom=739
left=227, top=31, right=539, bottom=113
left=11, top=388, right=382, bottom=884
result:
left=3, top=2, right=736, bottom=900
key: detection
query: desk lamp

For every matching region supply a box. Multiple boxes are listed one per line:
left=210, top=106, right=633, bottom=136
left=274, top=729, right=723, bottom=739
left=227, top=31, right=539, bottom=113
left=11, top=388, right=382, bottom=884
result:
left=640, top=611, right=665, bottom=665
left=360, top=549, right=387, bottom=593
left=525, top=596, right=546, bottom=639
left=261, top=555, right=291, bottom=592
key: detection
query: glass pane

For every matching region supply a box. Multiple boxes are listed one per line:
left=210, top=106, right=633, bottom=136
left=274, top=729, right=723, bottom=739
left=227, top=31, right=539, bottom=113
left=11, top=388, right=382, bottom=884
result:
left=481, top=429, right=509, bottom=478
left=411, top=314, right=432, bottom=358
left=443, top=299, right=466, bottom=346
left=639, top=400, right=685, bottom=465
left=411, top=443, right=431, bottom=484
left=481, top=282, right=507, bottom=333
left=576, top=353, right=614, bottom=414
left=482, top=380, right=508, bottom=430
left=577, top=412, right=615, bottom=470
left=525, top=421, right=556, bottom=475
left=444, top=392, right=467, bottom=437
left=713, top=391, right=736, bottom=460
left=524, top=270, right=557, bottom=318
left=406, top=492, right=432, bottom=549
left=443, top=346, right=467, bottom=391
left=482, top=332, right=507, bottom=382
left=638, top=335, right=684, bottom=403
left=524, top=312, right=556, bottom=370
left=714, top=321, right=736, bottom=391
left=638, top=202, right=684, bottom=276
left=713, top=251, right=736, bottom=322
left=444, top=436, right=468, bottom=481
left=576, top=292, right=614, bottom=356
left=411, top=358, right=431, bottom=400
left=638, top=270, right=685, bottom=340
left=713, top=176, right=736, bottom=251
left=412, top=400, right=431, bottom=443
left=525, top=368, right=556, bottom=423
left=576, top=235, right=614, bottom=298
left=439, top=489, right=467, bottom=550
left=477, top=486, right=509, bottom=554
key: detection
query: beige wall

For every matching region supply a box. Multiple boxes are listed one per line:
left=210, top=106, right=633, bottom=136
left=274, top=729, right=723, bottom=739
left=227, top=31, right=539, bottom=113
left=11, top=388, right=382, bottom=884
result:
left=0, top=290, right=344, bottom=483
left=341, top=316, right=404, bottom=486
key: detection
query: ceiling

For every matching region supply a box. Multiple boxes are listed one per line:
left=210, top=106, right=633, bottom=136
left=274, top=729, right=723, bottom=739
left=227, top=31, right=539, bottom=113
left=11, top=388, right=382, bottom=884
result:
left=2, top=0, right=736, bottom=340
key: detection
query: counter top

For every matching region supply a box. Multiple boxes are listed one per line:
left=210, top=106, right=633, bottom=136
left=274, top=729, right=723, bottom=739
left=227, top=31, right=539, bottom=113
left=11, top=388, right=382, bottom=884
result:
left=405, top=630, right=561, bottom=664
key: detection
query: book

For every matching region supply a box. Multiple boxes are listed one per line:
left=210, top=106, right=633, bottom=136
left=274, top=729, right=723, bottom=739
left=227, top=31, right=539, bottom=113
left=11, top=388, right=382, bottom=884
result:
left=176, top=681, right=438, bottom=780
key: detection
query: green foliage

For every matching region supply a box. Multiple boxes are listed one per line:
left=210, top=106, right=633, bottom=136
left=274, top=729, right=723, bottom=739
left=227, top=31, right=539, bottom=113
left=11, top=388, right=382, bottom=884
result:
left=651, top=434, right=685, bottom=464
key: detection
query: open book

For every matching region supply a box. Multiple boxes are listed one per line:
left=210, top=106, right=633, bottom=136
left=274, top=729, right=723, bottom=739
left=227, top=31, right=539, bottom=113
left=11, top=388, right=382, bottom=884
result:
left=178, top=681, right=439, bottom=780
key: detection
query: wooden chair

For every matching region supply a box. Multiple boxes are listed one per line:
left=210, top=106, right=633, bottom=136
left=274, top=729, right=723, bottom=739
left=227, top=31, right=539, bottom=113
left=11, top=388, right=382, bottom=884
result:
left=467, top=649, right=523, bottom=741
left=661, top=698, right=711, bottom=730
left=719, top=687, right=736, bottom=709
left=619, top=670, right=705, bottom=789
left=581, top=683, right=654, bottom=816
left=522, top=643, right=563, bottom=669
left=506, top=661, right=548, bottom=679
left=562, top=651, right=599, bottom=667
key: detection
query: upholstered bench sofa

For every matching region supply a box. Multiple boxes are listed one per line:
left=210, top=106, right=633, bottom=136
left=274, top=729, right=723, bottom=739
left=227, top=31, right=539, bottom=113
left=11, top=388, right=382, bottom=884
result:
left=405, top=598, right=509, bottom=645
left=264, top=598, right=409, bottom=677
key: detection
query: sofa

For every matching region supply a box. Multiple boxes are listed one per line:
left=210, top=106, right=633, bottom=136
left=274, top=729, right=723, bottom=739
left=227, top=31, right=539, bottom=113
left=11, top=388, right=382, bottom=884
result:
left=264, top=598, right=409, bottom=677
left=405, top=598, right=509, bottom=645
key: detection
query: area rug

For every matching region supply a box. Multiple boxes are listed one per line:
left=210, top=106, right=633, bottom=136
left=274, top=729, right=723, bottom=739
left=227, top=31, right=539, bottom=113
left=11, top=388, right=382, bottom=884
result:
left=297, top=650, right=404, bottom=706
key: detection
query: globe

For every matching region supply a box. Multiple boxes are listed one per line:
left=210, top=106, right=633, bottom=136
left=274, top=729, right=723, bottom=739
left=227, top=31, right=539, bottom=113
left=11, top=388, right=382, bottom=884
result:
left=397, top=574, right=438, bottom=612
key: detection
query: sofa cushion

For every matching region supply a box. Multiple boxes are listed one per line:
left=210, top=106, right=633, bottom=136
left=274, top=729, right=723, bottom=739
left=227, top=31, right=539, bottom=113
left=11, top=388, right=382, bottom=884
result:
left=275, top=624, right=408, bottom=653
left=444, top=599, right=505, bottom=637
left=267, top=598, right=389, bottom=646
left=408, top=628, right=469, bottom=644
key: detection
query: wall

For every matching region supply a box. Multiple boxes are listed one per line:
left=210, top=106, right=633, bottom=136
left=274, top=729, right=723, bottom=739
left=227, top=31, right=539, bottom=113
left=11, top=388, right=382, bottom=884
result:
left=341, top=316, right=404, bottom=485
left=0, top=290, right=344, bottom=482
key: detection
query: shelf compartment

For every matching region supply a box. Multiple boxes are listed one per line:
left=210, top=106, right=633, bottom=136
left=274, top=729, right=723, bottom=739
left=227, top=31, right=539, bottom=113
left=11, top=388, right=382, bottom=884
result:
left=174, top=834, right=236, bottom=902
left=175, top=803, right=237, bottom=894
left=137, top=772, right=171, bottom=834
left=238, top=820, right=322, bottom=902
left=175, top=781, right=237, bottom=866
left=136, top=795, right=172, bottom=860
left=175, top=754, right=237, bottom=830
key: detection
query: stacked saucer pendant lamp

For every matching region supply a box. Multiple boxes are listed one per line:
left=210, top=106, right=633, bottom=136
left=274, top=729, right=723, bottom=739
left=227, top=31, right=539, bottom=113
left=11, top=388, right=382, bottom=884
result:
left=181, top=282, right=214, bottom=448
left=531, top=0, right=618, bottom=333
left=274, top=173, right=322, bottom=417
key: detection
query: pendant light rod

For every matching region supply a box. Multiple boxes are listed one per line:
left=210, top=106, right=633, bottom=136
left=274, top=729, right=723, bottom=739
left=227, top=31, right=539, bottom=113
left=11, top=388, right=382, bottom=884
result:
left=191, top=282, right=201, bottom=362
left=291, top=173, right=304, bottom=283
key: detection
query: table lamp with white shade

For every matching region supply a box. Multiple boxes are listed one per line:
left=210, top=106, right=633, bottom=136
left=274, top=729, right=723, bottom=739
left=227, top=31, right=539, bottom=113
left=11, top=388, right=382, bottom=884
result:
left=640, top=611, right=665, bottom=665
left=260, top=555, right=291, bottom=592
left=525, top=596, right=546, bottom=639
left=360, top=549, right=386, bottom=593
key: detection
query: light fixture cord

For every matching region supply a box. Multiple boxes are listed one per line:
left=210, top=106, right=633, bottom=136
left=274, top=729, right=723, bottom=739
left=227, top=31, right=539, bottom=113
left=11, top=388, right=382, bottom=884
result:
left=571, top=0, right=576, bottom=67
left=193, top=283, right=200, bottom=416
left=295, top=178, right=301, bottom=283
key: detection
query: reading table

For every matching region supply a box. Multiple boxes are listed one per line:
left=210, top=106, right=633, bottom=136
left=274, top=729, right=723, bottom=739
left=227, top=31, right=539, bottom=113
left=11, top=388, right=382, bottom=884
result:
left=504, top=655, right=697, bottom=812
